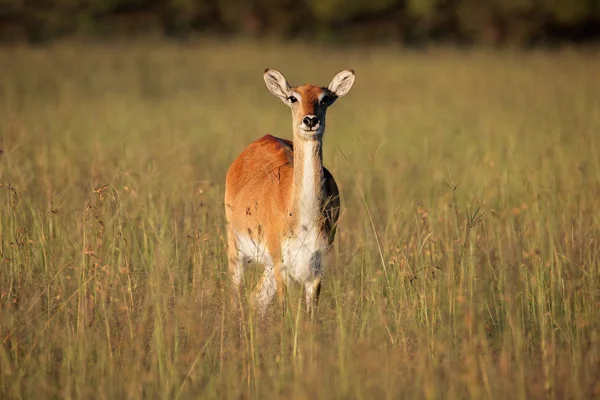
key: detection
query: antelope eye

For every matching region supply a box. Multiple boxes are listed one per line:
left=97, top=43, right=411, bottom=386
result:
left=321, top=96, right=332, bottom=105
left=288, top=96, right=298, bottom=103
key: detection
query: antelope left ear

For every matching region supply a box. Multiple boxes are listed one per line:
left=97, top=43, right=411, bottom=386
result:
left=328, top=70, right=355, bottom=97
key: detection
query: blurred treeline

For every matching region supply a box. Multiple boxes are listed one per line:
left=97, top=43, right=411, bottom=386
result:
left=1, top=0, right=599, bottom=46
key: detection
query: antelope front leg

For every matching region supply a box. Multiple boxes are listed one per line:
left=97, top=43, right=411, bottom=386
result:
left=252, top=265, right=277, bottom=320
left=273, top=261, right=285, bottom=304
left=305, top=278, right=322, bottom=317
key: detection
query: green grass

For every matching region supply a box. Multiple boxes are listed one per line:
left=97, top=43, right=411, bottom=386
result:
left=0, top=39, right=599, bottom=399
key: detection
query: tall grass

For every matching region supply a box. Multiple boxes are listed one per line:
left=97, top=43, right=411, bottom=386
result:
left=0, top=40, right=599, bottom=399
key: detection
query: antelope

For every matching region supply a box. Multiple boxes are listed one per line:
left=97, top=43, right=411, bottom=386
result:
left=224, top=68, right=355, bottom=318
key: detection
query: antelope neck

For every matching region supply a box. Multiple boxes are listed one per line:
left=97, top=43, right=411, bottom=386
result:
left=291, top=130, right=325, bottom=232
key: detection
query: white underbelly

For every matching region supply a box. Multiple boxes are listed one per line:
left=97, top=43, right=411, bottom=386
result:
left=282, top=231, right=328, bottom=283
left=235, top=231, right=273, bottom=267
left=234, top=229, right=329, bottom=284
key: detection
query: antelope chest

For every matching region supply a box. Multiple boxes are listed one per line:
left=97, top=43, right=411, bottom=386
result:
left=281, top=225, right=328, bottom=283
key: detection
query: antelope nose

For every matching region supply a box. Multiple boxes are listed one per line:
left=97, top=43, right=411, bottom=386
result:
left=302, top=115, right=319, bottom=129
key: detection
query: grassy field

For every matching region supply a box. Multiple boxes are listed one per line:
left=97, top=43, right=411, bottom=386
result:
left=0, top=40, right=599, bottom=399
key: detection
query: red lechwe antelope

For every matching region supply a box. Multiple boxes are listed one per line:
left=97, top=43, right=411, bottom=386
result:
left=224, top=68, right=355, bottom=318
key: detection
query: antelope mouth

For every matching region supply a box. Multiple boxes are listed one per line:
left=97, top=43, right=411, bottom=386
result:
left=298, top=124, right=323, bottom=135
left=298, top=129, right=323, bottom=140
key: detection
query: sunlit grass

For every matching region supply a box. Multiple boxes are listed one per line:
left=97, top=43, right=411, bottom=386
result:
left=0, top=39, right=599, bottom=399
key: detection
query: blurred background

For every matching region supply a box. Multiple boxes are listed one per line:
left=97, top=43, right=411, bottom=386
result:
left=1, top=0, right=599, bottom=46
left=1, top=1, right=600, bottom=399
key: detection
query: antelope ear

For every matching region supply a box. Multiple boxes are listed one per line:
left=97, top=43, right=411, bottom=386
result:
left=328, top=70, right=355, bottom=97
left=264, top=68, right=291, bottom=101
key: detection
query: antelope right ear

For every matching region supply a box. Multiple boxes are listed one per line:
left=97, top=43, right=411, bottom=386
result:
left=264, top=68, right=291, bottom=102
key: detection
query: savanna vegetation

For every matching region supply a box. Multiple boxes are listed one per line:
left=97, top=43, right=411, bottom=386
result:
left=0, top=40, right=599, bottom=398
